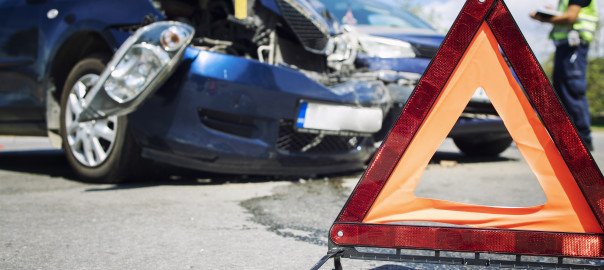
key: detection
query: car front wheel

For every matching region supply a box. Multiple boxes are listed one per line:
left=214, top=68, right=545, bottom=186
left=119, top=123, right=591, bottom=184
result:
left=60, top=56, right=141, bottom=183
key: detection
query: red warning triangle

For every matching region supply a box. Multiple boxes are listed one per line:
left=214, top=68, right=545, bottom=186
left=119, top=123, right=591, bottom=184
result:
left=330, top=0, right=604, bottom=258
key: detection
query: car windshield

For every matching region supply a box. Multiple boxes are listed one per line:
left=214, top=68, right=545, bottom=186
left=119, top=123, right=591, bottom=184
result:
left=318, top=0, right=434, bottom=30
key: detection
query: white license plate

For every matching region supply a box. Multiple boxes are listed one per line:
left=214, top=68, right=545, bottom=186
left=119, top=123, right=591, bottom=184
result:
left=296, top=101, right=383, bottom=133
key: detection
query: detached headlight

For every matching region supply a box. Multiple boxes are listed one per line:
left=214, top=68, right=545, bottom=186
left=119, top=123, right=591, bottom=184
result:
left=105, top=24, right=194, bottom=103
left=103, top=43, right=171, bottom=103
left=359, top=35, right=416, bottom=58
left=78, top=22, right=194, bottom=122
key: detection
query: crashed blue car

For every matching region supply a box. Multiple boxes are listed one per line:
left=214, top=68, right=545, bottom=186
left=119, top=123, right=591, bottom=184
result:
left=0, top=0, right=400, bottom=183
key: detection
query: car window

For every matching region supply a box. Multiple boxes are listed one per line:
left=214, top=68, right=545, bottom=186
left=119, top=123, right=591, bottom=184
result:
left=318, top=0, right=434, bottom=30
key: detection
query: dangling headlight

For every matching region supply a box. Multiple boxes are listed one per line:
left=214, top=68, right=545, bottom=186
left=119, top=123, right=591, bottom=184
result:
left=358, top=35, right=416, bottom=58
left=103, top=23, right=194, bottom=104
left=78, top=21, right=194, bottom=122
left=103, top=43, right=171, bottom=103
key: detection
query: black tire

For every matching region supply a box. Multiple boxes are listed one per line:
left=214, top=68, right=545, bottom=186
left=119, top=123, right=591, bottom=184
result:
left=59, top=56, right=141, bottom=183
left=453, top=136, right=513, bottom=157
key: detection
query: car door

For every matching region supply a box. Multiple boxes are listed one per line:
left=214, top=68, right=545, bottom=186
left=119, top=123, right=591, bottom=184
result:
left=0, top=0, right=45, bottom=133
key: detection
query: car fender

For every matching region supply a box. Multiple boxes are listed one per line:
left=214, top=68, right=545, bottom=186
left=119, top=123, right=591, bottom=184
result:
left=41, top=0, right=164, bottom=83
left=40, top=0, right=164, bottom=147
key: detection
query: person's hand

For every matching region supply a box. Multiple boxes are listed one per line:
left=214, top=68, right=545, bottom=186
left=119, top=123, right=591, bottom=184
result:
left=530, top=11, right=551, bottom=23
left=530, top=6, right=556, bottom=23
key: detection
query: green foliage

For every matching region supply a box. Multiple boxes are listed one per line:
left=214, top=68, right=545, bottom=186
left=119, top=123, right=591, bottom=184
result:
left=586, top=57, right=604, bottom=118
left=540, top=53, right=555, bottom=79
left=593, top=118, right=604, bottom=132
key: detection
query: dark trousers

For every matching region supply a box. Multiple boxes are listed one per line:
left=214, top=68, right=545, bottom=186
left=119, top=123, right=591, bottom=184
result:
left=553, top=43, right=591, bottom=143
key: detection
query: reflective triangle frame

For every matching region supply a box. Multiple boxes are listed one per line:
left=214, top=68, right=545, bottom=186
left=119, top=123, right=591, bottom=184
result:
left=328, top=0, right=604, bottom=260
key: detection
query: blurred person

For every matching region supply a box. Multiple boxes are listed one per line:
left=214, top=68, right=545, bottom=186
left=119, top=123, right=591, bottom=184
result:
left=530, top=0, right=599, bottom=151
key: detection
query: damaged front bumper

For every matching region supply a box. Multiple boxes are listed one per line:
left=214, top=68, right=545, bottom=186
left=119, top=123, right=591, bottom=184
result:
left=76, top=22, right=391, bottom=175
left=127, top=48, right=390, bottom=175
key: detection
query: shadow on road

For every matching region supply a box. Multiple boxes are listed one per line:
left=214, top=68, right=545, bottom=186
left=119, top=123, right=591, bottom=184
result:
left=83, top=170, right=304, bottom=192
left=0, top=149, right=77, bottom=180
left=429, top=150, right=516, bottom=164
left=0, top=148, right=516, bottom=190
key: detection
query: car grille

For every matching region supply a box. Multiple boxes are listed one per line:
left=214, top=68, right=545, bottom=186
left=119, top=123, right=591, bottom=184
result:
left=411, top=43, right=439, bottom=59
left=276, top=121, right=363, bottom=154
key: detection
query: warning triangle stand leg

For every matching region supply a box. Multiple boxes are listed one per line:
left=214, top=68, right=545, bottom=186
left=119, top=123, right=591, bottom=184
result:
left=310, top=248, right=344, bottom=270
left=334, top=256, right=342, bottom=270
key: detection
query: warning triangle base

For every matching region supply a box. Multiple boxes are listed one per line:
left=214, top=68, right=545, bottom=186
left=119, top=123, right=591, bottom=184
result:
left=310, top=246, right=604, bottom=270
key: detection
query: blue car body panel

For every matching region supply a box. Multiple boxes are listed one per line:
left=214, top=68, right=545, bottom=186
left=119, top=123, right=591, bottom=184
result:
left=259, top=0, right=282, bottom=15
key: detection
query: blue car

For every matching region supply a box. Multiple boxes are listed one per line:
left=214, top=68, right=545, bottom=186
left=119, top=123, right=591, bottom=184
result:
left=0, top=0, right=392, bottom=183
left=320, top=0, right=512, bottom=156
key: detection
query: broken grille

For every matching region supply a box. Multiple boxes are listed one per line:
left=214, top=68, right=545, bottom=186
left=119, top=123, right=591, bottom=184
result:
left=276, top=0, right=330, bottom=53
left=276, top=121, right=364, bottom=154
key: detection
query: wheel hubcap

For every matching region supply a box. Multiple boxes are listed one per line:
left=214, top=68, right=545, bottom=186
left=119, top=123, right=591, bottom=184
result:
left=65, top=74, right=119, bottom=167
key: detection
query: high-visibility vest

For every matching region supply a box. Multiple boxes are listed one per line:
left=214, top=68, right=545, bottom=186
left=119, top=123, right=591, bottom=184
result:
left=550, top=0, right=599, bottom=42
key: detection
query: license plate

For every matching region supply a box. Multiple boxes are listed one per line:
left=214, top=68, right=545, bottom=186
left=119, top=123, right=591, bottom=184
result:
left=296, top=101, right=383, bottom=133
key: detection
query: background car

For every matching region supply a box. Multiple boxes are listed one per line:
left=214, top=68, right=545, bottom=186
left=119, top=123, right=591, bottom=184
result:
left=320, top=0, right=514, bottom=156
left=0, top=0, right=391, bottom=183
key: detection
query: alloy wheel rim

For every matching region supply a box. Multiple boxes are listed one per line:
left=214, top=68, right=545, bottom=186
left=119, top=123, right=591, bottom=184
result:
left=64, top=74, right=119, bottom=167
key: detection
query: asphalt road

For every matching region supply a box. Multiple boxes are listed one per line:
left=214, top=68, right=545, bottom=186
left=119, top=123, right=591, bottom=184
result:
left=1, top=133, right=604, bottom=269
